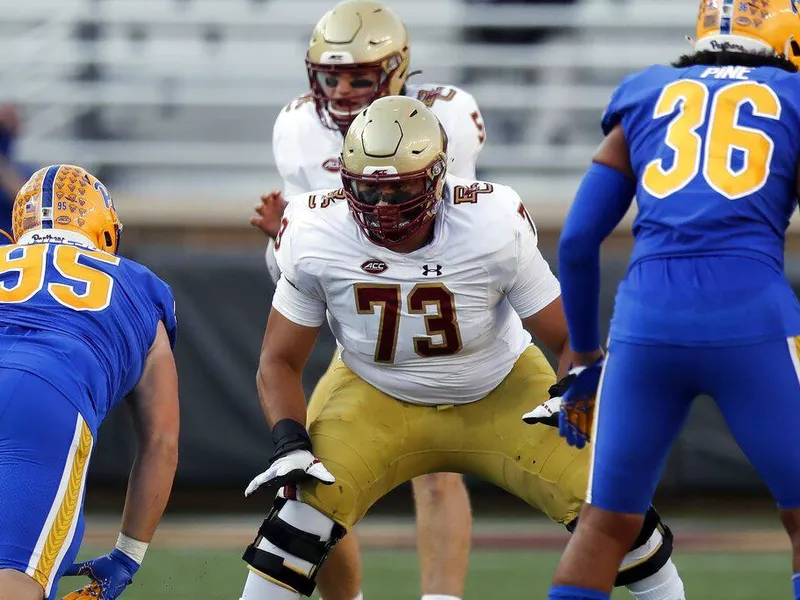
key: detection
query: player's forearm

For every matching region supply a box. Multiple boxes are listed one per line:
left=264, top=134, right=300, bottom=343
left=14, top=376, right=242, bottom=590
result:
left=120, top=435, right=178, bottom=543
left=556, top=344, right=574, bottom=379
left=256, top=359, right=308, bottom=428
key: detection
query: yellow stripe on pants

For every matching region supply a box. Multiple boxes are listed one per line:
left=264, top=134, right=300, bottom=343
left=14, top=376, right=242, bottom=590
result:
left=32, top=418, right=93, bottom=590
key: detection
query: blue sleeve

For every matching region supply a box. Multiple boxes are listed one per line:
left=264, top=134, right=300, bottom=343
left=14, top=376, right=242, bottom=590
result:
left=153, top=281, right=178, bottom=348
left=124, top=260, right=178, bottom=348
left=601, top=67, right=666, bottom=136
left=601, top=73, right=638, bottom=136
left=558, top=163, right=636, bottom=353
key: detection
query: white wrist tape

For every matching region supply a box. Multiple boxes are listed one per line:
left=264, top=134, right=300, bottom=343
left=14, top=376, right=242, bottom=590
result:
left=115, top=533, right=149, bottom=565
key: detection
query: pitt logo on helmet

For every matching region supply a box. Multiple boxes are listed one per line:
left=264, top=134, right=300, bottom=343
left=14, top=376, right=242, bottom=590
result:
left=695, top=0, right=800, bottom=68
left=12, top=165, right=123, bottom=254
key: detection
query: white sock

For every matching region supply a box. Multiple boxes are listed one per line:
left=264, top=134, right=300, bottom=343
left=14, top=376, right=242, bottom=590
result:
left=421, top=596, right=462, bottom=600
left=625, top=558, right=685, bottom=600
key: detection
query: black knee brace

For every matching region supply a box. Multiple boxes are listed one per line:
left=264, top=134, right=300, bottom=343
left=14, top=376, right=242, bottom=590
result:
left=564, top=505, right=674, bottom=588
left=242, top=497, right=347, bottom=597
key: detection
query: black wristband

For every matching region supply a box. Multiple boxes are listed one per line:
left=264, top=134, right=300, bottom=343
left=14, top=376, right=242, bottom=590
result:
left=271, top=418, right=312, bottom=460
left=548, top=372, right=577, bottom=399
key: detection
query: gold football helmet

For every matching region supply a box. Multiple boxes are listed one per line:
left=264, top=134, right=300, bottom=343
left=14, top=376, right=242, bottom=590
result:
left=340, top=96, right=447, bottom=247
left=306, top=0, right=411, bottom=132
left=13, top=164, right=122, bottom=254
left=695, top=0, right=800, bottom=68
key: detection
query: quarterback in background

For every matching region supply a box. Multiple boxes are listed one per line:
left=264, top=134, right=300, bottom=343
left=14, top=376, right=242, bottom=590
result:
left=0, top=166, right=179, bottom=600
left=250, top=2, right=486, bottom=600
left=547, top=2, right=800, bottom=600
left=238, top=97, right=685, bottom=600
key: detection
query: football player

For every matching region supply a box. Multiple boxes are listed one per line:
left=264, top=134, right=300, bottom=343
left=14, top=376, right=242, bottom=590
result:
left=237, top=97, right=685, bottom=600
left=545, top=2, right=800, bottom=599
left=250, top=2, right=486, bottom=599
left=0, top=166, right=179, bottom=600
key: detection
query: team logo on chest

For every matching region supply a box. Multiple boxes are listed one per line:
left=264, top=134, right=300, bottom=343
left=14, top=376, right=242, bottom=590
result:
left=361, top=259, right=389, bottom=274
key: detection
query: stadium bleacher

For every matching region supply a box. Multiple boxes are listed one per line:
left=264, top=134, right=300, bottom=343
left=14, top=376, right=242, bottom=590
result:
left=1, top=0, right=698, bottom=224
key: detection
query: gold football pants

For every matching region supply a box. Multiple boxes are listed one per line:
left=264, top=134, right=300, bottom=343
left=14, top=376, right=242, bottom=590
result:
left=301, top=345, right=588, bottom=530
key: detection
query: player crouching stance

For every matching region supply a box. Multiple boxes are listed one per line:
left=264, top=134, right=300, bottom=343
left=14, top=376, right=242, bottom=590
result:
left=238, top=97, right=685, bottom=600
left=0, top=166, right=179, bottom=600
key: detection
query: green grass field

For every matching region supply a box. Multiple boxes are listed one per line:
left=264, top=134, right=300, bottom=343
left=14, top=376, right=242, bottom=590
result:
left=56, top=547, right=792, bottom=599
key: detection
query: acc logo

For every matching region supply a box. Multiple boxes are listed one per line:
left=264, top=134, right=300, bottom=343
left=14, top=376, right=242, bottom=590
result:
left=56, top=215, right=71, bottom=225
left=361, top=259, right=388, bottom=274
left=322, top=158, right=341, bottom=173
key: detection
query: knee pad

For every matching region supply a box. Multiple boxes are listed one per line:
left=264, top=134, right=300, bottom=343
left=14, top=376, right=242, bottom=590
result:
left=242, top=495, right=346, bottom=597
left=615, top=505, right=674, bottom=587
left=564, top=505, right=674, bottom=588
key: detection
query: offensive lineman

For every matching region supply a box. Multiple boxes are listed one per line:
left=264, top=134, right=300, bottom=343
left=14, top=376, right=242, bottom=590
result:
left=250, top=3, right=486, bottom=599
left=238, top=97, right=685, bottom=600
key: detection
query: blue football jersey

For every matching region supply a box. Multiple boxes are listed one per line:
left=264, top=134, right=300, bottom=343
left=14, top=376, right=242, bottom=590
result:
left=603, top=64, right=800, bottom=345
left=0, top=239, right=176, bottom=433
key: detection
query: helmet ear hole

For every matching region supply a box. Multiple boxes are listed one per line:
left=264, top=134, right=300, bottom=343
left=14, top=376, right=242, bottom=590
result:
left=791, top=40, right=800, bottom=56
left=104, top=231, right=113, bottom=248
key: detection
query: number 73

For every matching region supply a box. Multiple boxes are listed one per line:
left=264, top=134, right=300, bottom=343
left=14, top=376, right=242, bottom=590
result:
left=354, top=283, right=463, bottom=363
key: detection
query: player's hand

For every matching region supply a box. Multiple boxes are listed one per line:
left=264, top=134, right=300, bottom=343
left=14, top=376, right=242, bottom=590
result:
left=250, top=190, right=288, bottom=238
left=61, top=549, right=140, bottom=600
left=244, top=449, right=335, bottom=497
left=522, top=397, right=560, bottom=427
left=558, top=359, right=605, bottom=449
left=522, top=372, right=578, bottom=427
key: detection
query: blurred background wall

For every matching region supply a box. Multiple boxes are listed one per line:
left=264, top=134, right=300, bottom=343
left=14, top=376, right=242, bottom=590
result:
left=0, top=0, right=790, bottom=509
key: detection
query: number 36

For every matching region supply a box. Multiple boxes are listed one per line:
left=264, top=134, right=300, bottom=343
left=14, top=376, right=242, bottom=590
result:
left=642, top=80, right=781, bottom=200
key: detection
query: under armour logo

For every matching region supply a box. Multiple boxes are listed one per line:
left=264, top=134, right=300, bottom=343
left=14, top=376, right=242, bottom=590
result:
left=422, top=264, right=443, bottom=277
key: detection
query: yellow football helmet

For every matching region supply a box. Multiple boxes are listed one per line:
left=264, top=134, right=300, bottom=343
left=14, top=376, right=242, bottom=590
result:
left=695, top=0, right=800, bottom=68
left=13, top=164, right=123, bottom=254
left=306, top=0, right=411, bottom=132
left=340, top=96, right=447, bottom=247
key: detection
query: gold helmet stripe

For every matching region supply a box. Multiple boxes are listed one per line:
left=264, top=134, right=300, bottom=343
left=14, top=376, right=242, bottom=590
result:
left=39, top=164, right=62, bottom=229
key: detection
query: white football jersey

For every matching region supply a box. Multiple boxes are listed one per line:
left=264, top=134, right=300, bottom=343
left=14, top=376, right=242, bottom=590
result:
left=272, top=83, right=486, bottom=196
left=271, top=175, right=561, bottom=406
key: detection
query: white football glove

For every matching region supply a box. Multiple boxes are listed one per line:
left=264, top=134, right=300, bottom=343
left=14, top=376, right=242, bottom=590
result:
left=245, top=449, right=335, bottom=497
left=522, top=396, right=561, bottom=427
